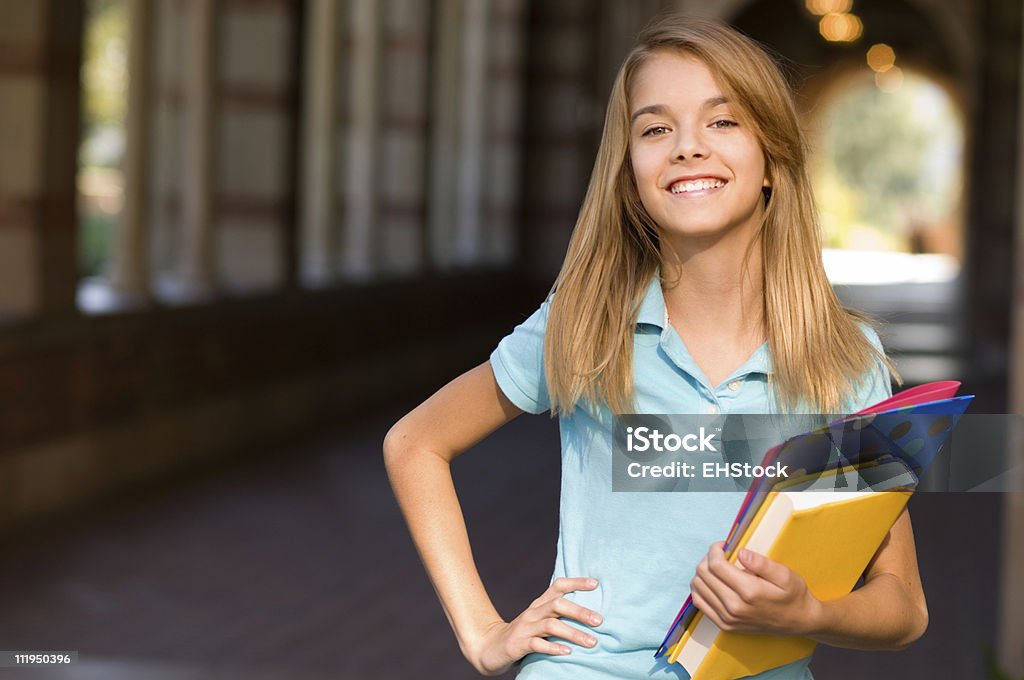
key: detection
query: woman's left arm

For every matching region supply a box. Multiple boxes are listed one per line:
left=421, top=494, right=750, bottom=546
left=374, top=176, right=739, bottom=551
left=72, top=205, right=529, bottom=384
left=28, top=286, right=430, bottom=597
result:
left=689, top=508, right=928, bottom=650
left=804, top=508, right=928, bottom=649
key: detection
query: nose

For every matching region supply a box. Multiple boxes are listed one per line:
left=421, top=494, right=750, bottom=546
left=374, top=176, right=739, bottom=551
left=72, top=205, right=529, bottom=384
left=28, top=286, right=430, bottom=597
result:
left=671, top=126, right=708, bottom=160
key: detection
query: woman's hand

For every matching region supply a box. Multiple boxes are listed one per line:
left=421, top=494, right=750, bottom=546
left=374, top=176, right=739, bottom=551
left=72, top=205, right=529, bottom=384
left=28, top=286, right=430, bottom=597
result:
left=468, top=577, right=603, bottom=676
left=689, top=542, right=824, bottom=636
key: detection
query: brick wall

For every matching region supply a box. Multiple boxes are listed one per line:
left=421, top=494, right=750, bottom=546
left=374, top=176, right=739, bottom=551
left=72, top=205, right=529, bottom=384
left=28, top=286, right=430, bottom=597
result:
left=0, top=274, right=542, bottom=529
left=0, top=1, right=80, bottom=316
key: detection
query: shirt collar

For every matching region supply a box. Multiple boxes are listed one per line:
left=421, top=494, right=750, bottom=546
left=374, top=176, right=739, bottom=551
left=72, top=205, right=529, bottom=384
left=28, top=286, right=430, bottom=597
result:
left=739, top=342, right=772, bottom=377
left=634, top=272, right=772, bottom=377
left=635, top=275, right=666, bottom=329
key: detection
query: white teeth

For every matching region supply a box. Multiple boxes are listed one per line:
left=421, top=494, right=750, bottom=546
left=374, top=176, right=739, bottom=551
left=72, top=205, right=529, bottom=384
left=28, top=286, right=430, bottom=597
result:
left=670, top=178, right=725, bottom=194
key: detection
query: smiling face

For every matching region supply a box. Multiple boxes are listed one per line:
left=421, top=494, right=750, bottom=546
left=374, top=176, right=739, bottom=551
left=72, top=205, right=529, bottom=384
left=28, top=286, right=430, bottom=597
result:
left=628, top=51, right=768, bottom=248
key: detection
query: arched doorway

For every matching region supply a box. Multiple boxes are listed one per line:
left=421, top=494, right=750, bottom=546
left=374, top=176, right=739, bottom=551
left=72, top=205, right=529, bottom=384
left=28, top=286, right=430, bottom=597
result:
left=808, top=63, right=965, bottom=267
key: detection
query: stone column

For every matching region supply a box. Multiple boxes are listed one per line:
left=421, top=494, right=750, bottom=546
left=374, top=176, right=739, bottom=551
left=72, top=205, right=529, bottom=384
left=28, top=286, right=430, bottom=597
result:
left=108, top=0, right=153, bottom=305
left=451, top=0, right=490, bottom=266
left=299, top=0, right=341, bottom=287
left=179, top=0, right=217, bottom=297
left=341, top=0, right=380, bottom=280
left=483, top=0, right=526, bottom=266
left=427, top=0, right=461, bottom=269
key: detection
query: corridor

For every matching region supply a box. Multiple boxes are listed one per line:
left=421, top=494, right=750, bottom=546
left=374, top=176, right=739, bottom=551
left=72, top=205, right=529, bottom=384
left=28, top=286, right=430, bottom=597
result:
left=0, top=394, right=1001, bottom=679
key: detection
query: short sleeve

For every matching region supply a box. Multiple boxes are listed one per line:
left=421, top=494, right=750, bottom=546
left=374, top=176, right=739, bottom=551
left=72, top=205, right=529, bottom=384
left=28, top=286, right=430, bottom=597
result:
left=489, top=298, right=552, bottom=415
left=844, top=324, right=893, bottom=413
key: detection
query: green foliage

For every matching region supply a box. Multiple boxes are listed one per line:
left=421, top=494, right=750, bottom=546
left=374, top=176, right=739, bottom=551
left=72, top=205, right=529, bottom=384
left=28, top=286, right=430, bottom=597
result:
left=78, top=0, right=126, bottom=280
left=826, top=84, right=927, bottom=224
left=813, top=71, right=963, bottom=250
left=81, top=0, right=128, bottom=140
left=78, top=210, right=115, bottom=278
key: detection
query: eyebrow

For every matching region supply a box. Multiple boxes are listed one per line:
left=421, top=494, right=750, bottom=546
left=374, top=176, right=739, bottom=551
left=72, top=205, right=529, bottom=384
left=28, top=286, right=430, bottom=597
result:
left=630, top=96, right=730, bottom=124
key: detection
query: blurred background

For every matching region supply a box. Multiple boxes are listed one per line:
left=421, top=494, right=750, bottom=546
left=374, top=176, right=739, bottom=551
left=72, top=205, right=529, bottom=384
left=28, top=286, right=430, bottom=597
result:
left=0, top=0, right=1021, bottom=678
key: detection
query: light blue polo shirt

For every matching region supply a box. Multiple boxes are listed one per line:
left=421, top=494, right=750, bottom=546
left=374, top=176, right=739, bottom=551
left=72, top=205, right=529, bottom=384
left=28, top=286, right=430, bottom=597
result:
left=489, top=275, right=892, bottom=680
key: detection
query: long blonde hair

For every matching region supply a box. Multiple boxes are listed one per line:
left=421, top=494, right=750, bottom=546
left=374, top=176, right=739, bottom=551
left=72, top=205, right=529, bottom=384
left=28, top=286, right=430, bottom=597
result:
left=544, top=15, right=899, bottom=416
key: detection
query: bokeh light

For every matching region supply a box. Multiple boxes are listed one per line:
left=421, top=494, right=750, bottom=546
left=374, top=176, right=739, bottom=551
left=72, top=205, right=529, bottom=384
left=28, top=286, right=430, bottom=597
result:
left=806, top=0, right=853, bottom=16
left=867, top=43, right=896, bottom=72
left=819, top=12, right=864, bottom=42
left=876, top=66, right=905, bottom=92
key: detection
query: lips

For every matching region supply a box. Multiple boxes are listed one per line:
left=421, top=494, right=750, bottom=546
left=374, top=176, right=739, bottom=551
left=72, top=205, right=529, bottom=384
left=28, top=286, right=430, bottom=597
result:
left=667, top=177, right=728, bottom=195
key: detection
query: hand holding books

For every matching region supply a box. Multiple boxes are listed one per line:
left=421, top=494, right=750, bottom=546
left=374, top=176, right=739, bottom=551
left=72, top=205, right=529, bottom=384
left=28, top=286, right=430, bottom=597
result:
left=689, top=541, right=823, bottom=637
left=655, top=381, right=973, bottom=680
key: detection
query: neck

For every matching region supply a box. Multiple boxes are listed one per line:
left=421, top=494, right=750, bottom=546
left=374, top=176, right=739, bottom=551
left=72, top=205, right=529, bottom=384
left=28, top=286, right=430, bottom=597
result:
left=659, top=227, right=765, bottom=342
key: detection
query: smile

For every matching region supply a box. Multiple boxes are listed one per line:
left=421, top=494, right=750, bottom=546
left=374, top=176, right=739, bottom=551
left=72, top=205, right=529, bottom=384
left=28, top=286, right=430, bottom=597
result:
left=667, top=178, right=727, bottom=195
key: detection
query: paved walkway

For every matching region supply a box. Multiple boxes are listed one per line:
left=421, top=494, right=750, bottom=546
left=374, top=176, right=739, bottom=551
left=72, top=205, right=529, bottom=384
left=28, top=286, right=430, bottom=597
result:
left=0, top=406, right=1002, bottom=680
left=0, top=279, right=1005, bottom=679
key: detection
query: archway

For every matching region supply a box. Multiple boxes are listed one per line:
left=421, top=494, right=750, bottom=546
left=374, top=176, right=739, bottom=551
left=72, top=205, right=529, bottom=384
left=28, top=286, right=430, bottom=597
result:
left=806, top=61, right=966, bottom=286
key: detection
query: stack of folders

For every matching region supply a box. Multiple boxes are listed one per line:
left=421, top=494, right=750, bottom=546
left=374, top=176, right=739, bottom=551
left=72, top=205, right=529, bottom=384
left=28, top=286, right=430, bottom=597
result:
left=654, top=380, right=974, bottom=680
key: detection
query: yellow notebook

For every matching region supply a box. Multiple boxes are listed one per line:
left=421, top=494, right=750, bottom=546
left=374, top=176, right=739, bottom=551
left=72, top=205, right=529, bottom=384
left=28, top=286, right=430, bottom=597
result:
left=667, top=487, right=911, bottom=680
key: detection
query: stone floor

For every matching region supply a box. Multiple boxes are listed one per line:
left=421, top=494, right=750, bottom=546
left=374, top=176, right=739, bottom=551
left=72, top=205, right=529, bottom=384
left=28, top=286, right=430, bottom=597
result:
left=0, top=403, right=1004, bottom=680
left=0, top=410, right=561, bottom=680
left=0, top=279, right=1009, bottom=679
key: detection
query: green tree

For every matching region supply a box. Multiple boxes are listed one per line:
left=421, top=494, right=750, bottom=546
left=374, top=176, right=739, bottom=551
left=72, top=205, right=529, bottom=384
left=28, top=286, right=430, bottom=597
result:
left=816, top=71, right=962, bottom=248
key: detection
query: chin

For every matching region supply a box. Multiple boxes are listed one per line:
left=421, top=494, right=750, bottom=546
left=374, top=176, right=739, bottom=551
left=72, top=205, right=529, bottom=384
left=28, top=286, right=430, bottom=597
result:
left=655, top=211, right=763, bottom=245
left=659, top=222, right=741, bottom=241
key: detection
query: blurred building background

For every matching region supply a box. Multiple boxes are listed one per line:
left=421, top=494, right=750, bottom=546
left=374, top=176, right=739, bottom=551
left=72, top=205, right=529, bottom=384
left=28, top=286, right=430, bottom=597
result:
left=0, top=0, right=1020, bottom=678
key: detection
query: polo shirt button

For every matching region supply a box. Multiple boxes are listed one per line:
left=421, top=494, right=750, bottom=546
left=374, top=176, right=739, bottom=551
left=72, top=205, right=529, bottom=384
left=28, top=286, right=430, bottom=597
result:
left=728, top=380, right=741, bottom=391
left=706, top=404, right=719, bottom=414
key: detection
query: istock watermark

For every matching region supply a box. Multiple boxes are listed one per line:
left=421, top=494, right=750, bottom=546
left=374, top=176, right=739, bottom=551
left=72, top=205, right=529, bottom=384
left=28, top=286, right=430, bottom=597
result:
left=611, top=414, right=1024, bottom=493
left=625, top=425, right=719, bottom=453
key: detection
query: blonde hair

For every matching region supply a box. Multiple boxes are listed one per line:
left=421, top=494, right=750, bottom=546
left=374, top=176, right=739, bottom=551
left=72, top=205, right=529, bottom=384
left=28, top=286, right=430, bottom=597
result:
left=543, top=15, right=899, bottom=416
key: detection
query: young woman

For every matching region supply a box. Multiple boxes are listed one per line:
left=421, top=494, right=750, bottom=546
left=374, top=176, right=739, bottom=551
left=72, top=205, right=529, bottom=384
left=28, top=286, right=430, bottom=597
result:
left=384, top=15, right=928, bottom=680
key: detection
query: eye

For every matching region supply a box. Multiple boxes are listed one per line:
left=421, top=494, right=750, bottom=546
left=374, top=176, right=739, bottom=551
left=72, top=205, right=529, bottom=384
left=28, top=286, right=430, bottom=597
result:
left=641, top=125, right=670, bottom=137
left=710, top=119, right=738, bottom=129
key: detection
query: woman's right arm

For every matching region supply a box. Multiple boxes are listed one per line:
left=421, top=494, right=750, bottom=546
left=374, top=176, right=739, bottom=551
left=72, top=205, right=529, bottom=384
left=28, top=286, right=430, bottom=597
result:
left=383, top=361, right=601, bottom=676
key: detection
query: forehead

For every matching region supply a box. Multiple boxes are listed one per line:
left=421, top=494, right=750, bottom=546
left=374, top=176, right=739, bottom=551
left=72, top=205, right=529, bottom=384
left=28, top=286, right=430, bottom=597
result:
left=629, top=51, right=724, bottom=107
